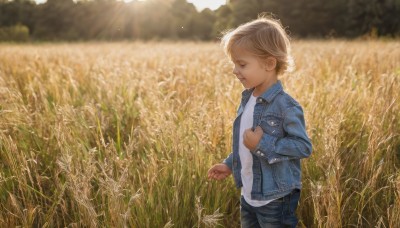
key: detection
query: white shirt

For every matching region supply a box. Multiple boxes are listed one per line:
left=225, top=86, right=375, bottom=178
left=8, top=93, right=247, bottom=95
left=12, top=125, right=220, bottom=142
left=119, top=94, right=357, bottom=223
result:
left=239, top=93, right=275, bottom=207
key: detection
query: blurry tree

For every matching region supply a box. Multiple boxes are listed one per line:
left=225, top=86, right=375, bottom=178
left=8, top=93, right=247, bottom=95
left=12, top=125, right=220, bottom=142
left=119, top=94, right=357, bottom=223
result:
left=122, top=1, right=139, bottom=39
left=227, top=0, right=349, bottom=37
left=192, top=8, right=216, bottom=40
left=348, top=0, right=400, bottom=37
left=0, top=0, right=398, bottom=41
left=33, top=0, right=75, bottom=40
left=212, top=4, right=233, bottom=38
left=0, top=23, right=29, bottom=41
left=0, top=0, right=35, bottom=33
left=137, top=0, right=175, bottom=39
left=381, top=0, right=400, bottom=36
left=170, top=0, right=198, bottom=38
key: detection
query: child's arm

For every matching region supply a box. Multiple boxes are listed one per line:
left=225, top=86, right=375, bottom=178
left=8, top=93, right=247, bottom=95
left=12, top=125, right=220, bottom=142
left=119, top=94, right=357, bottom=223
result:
left=207, top=153, right=233, bottom=181
left=244, top=105, right=312, bottom=164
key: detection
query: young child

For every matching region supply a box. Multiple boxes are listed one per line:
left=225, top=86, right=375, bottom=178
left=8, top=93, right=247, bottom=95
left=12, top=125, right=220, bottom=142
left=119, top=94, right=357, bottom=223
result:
left=207, top=16, right=312, bottom=227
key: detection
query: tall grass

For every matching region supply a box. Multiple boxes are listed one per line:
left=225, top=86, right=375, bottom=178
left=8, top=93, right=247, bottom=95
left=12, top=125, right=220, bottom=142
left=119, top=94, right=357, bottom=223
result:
left=0, top=40, right=399, bottom=227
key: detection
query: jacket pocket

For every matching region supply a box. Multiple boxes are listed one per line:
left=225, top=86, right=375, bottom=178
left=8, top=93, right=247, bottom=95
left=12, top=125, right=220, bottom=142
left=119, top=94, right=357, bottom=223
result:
left=259, top=115, right=284, bottom=138
left=271, top=160, right=292, bottom=189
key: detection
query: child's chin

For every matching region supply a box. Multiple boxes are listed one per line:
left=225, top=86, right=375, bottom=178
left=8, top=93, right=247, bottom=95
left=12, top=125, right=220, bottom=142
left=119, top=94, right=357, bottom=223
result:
left=242, top=84, right=251, bottom=89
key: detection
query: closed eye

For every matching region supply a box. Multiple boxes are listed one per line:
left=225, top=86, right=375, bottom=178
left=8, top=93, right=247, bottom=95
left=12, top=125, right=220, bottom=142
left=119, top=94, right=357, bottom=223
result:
left=232, top=60, right=246, bottom=66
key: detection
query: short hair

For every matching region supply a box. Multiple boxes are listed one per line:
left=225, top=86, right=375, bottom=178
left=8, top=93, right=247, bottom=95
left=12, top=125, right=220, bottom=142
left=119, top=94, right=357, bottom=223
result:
left=221, top=14, right=294, bottom=74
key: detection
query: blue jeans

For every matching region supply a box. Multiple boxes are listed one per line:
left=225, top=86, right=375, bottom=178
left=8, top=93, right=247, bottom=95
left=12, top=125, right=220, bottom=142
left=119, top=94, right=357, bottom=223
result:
left=240, top=189, right=300, bottom=228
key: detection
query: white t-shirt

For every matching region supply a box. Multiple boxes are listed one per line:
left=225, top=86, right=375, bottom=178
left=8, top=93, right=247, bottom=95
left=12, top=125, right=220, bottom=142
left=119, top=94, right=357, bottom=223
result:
left=239, top=93, right=276, bottom=207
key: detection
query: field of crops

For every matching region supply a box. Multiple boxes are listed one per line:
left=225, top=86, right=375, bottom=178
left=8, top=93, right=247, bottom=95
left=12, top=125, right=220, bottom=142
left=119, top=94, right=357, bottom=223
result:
left=0, top=40, right=399, bottom=227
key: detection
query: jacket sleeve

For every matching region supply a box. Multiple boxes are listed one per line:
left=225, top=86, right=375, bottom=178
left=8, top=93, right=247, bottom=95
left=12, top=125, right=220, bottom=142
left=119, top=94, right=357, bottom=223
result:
left=222, top=152, right=233, bottom=171
left=253, top=105, right=312, bottom=164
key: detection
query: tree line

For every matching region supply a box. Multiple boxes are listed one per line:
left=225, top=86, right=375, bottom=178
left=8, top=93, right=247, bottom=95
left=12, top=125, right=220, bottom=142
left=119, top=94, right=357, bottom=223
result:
left=0, top=0, right=399, bottom=42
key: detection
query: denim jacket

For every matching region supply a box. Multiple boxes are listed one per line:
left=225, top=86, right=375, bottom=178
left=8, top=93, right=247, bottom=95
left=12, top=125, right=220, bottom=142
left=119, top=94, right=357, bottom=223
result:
left=223, top=80, right=312, bottom=201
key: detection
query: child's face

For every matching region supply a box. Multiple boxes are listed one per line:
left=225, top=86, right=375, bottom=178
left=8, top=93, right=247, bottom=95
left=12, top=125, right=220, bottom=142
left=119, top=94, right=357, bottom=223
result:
left=230, top=46, right=276, bottom=92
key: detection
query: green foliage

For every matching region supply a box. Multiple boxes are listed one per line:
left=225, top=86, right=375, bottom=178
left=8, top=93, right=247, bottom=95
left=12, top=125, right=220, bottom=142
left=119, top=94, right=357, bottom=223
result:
left=0, top=23, right=29, bottom=41
left=0, top=0, right=399, bottom=41
left=347, top=0, right=400, bottom=37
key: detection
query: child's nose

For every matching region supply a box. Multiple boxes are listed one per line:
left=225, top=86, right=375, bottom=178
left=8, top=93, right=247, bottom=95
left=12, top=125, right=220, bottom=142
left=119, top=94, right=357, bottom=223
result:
left=232, top=67, right=239, bottom=75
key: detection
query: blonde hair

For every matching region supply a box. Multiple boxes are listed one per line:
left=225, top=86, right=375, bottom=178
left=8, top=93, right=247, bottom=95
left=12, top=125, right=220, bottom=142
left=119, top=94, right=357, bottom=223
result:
left=221, top=15, right=294, bottom=74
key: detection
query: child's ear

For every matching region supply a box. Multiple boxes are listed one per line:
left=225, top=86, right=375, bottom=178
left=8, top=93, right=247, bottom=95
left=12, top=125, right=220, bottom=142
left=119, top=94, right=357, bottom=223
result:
left=264, top=57, right=277, bottom=71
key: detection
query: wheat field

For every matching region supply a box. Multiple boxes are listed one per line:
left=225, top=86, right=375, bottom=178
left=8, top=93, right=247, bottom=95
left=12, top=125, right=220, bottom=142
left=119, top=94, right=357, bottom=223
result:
left=0, top=40, right=399, bottom=227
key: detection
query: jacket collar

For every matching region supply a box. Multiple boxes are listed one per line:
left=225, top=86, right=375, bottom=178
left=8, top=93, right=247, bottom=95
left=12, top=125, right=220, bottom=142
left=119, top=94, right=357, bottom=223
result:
left=241, top=80, right=283, bottom=104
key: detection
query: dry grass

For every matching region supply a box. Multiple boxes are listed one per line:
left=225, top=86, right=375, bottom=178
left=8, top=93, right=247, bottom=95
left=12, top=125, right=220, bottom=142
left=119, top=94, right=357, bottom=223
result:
left=0, top=40, right=399, bottom=227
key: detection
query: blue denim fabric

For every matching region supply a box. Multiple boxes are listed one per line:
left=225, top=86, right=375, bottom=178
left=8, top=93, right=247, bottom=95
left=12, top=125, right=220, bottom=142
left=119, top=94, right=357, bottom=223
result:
left=223, top=80, right=312, bottom=201
left=241, top=188, right=301, bottom=228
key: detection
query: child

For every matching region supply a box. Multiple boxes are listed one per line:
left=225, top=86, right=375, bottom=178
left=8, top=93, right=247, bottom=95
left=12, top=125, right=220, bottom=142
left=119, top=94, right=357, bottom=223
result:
left=207, top=15, right=312, bottom=228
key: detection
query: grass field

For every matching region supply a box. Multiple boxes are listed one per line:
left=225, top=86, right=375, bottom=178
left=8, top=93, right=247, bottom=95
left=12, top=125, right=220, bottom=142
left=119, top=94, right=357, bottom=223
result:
left=0, top=40, right=399, bottom=227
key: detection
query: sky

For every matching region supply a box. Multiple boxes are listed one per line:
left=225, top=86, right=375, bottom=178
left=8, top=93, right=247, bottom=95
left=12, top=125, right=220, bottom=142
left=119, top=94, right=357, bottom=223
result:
left=187, top=0, right=226, bottom=11
left=34, top=0, right=227, bottom=11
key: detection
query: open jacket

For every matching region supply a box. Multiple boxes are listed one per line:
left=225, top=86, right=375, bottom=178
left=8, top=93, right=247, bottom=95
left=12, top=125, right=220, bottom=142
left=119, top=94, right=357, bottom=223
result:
left=223, top=80, right=312, bottom=201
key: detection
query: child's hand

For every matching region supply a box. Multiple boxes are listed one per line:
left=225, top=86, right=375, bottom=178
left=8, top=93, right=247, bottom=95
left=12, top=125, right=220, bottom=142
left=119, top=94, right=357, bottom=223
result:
left=207, top=164, right=232, bottom=180
left=243, top=126, right=263, bottom=151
